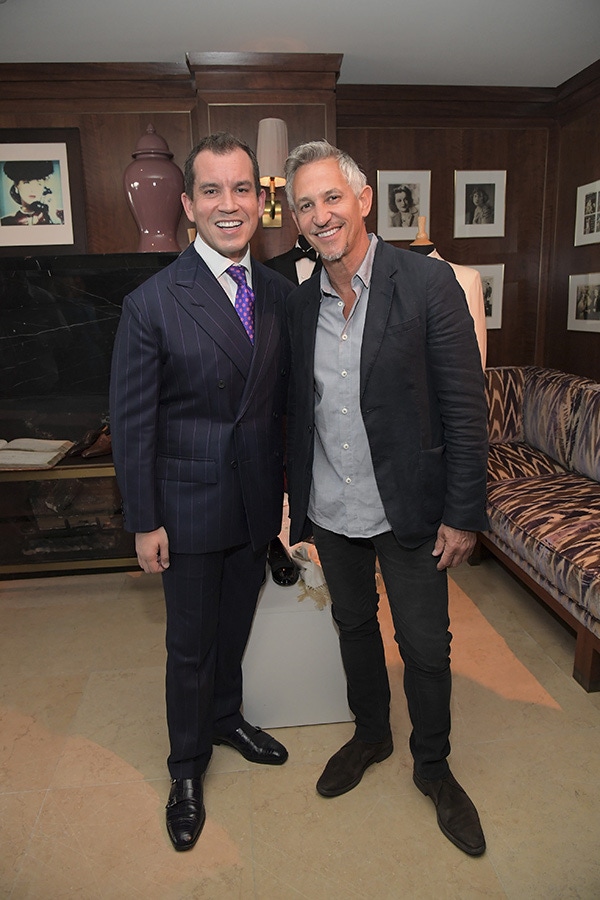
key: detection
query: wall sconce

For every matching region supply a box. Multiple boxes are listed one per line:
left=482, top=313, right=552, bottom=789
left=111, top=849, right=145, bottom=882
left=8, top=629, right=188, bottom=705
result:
left=256, top=117, right=288, bottom=228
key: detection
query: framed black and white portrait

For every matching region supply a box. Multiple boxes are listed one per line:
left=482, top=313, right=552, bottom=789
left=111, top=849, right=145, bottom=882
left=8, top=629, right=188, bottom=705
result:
left=567, top=273, right=600, bottom=332
left=574, top=180, right=600, bottom=246
left=454, top=170, right=506, bottom=238
left=377, top=170, right=431, bottom=241
left=469, top=263, right=505, bottom=329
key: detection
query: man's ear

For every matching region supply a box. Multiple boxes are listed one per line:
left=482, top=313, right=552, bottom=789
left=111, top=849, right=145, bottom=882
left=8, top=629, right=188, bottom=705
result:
left=291, top=209, right=300, bottom=233
left=258, top=188, right=266, bottom=218
left=359, top=184, right=373, bottom=219
left=181, top=192, right=194, bottom=223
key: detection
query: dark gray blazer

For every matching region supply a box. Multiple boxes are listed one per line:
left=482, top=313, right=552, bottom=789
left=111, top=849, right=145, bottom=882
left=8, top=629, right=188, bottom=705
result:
left=110, top=243, right=292, bottom=553
left=285, top=237, right=489, bottom=547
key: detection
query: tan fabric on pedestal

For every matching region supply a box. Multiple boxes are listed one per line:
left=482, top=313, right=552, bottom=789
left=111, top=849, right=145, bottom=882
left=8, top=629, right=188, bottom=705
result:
left=428, top=249, right=487, bottom=368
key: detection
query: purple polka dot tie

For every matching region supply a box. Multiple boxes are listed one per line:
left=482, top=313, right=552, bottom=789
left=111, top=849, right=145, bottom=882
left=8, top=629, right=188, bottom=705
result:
left=227, top=265, right=255, bottom=344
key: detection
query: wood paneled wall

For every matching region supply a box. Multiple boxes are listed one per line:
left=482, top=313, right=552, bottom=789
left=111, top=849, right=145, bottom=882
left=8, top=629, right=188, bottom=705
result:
left=338, top=121, right=552, bottom=368
left=337, top=67, right=600, bottom=378
left=0, top=57, right=599, bottom=377
left=0, top=64, right=197, bottom=254
left=546, top=66, right=600, bottom=378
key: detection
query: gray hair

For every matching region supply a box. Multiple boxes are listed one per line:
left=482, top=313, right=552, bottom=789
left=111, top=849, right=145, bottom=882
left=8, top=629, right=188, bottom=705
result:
left=284, top=140, right=367, bottom=211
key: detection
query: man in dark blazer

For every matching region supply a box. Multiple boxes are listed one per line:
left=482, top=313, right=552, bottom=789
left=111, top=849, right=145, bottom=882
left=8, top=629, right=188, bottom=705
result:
left=283, top=141, right=489, bottom=857
left=110, top=133, right=293, bottom=852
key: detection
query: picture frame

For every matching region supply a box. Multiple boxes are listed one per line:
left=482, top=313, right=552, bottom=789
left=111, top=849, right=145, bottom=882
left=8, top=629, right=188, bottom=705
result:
left=377, top=170, right=431, bottom=241
left=454, top=170, right=506, bottom=238
left=468, top=263, right=505, bottom=329
left=574, top=179, right=600, bottom=246
left=0, top=128, right=87, bottom=256
left=567, top=273, right=600, bottom=332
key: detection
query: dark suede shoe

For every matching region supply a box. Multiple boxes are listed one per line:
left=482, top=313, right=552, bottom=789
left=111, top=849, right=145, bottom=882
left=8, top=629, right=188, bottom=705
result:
left=316, top=735, right=394, bottom=797
left=165, top=777, right=206, bottom=852
left=213, top=721, right=288, bottom=765
left=413, top=770, right=486, bottom=856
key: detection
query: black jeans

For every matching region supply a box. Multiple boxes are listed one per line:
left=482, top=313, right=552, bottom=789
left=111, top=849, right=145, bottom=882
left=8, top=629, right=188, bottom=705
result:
left=312, top=524, right=452, bottom=781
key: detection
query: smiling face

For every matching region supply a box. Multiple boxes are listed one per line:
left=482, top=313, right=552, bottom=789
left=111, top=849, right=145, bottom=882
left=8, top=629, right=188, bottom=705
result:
left=181, top=147, right=265, bottom=262
left=290, top=157, right=372, bottom=268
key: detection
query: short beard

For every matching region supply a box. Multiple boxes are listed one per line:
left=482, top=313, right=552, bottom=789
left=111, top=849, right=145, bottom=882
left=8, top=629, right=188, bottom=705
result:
left=320, top=242, right=348, bottom=263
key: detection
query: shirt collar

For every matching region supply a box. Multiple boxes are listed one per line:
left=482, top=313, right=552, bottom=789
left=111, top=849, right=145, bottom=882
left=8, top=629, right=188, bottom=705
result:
left=193, top=234, right=253, bottom=285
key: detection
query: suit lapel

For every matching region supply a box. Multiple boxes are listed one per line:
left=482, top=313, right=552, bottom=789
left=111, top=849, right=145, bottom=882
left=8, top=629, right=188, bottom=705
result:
left=168, top=246, right=254, bottom=378
left=297, top=279, right=321, bottom=397
left=236, top=263, right=280, bottom=418
left=360, top=238, right=396, bottom=398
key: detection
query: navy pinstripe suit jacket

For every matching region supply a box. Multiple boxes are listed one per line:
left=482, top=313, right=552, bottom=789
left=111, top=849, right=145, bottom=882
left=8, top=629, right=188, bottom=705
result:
left=110, top=244, right=292, bottom=554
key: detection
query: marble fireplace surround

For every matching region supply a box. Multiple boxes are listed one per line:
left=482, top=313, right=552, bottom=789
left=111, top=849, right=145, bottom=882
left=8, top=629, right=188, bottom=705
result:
left=0, top=253, right=177, bottom=441
left=0, top=253, right=177, bottom=574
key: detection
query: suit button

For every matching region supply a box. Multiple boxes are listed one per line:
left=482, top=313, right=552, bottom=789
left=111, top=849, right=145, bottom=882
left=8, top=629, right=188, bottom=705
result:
left=307, top=425, right=313, bottom=433
left=231, top=460, right=238, bottom=469
left=217, top=380, right=226, bottom=389
left=273, top=412, right=279, bottom=419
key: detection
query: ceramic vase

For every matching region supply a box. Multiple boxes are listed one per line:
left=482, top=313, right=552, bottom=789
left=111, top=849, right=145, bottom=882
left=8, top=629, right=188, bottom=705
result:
left=123, top=124, right=184, bottom=252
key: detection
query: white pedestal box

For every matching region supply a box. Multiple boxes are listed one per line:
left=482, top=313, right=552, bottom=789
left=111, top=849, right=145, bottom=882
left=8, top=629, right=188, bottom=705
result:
left=241, top=573, right=352, bottom=729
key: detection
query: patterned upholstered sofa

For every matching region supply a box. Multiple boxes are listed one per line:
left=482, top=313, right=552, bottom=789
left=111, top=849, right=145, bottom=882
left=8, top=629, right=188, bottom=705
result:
left=473, top=366, right=600, bottom=691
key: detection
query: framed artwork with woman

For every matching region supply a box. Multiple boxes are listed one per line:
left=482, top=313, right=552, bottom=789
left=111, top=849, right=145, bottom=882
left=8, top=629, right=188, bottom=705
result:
left=454, top=170, right=506, bottom=238
left=0, top=128, right=87, bottom=255
left=377, top=170, right=431, bottom=241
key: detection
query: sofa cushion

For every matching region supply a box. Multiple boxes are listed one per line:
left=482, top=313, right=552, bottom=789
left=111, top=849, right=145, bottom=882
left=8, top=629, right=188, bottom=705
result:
left=523, top=367, right=594, bottom=468
left=487, top=441, right=567, bottom=482
left=486, top=473, right=600, bottom=632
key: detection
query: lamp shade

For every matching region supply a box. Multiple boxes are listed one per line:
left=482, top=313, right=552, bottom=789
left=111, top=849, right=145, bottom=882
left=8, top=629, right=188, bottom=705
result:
left=256, top=118, right=288, bottom=188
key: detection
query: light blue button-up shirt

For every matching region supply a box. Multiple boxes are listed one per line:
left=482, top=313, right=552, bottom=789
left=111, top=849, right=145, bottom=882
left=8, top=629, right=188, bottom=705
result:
left=308, top=235, right=391, bottom=538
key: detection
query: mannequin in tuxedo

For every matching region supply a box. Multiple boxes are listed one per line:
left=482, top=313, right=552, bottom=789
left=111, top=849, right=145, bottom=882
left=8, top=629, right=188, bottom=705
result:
left=264, top=234, right=322, bottom=286
left=110, top=133, right=293, bottom=852
left=410, top=219, right=487, bottom=368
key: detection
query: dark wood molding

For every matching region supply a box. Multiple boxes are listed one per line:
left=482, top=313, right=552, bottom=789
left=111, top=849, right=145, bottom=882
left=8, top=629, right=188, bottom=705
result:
left=0, top=62, right=194, bottom=101
left=337, top=83, right=556, bottom=127
left=186, top=52, right=343, bottom=92
left=555, top=57, right=600, bottom=121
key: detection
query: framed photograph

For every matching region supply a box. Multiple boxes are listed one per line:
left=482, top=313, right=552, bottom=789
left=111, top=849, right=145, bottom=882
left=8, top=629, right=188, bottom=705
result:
left=574, top=180, right=600, bottom=246
left=0, top=128, right=87, bottom=256
left=454, top=170, right=506, bottom=238
left=377, top=170, right=431, bottom=241
left=469, top=263, right=505, bottom=329
left=567, top=273, right=600, bottom=332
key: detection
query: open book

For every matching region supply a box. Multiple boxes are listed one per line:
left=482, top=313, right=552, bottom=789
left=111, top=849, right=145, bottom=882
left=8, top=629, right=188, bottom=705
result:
left=0, top=438, right=74, bottom=470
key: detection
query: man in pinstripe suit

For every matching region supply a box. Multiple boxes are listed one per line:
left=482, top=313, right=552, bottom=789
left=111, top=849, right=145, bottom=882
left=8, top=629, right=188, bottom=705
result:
left=110, top=133, right=293, bottom=852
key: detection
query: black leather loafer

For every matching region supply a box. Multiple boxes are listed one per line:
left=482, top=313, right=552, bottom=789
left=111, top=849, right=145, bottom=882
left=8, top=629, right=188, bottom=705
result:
left=165, top=777, right=206, bottom=851
left=316, top=735, right=394, bottom=797
left=413, top=770, right=486, bottom=856
left=214, top=721, right=288, bottom=765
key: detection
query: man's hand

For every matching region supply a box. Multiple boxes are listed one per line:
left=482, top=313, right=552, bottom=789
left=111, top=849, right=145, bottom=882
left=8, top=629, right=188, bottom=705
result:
left=135, top=527, right=170, bottom=573
left=431, top=524, right=476, bottom=571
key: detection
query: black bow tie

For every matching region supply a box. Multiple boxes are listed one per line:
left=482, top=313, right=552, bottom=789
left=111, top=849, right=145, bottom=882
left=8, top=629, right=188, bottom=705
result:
left=291, top=243, right=318, bottom=262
